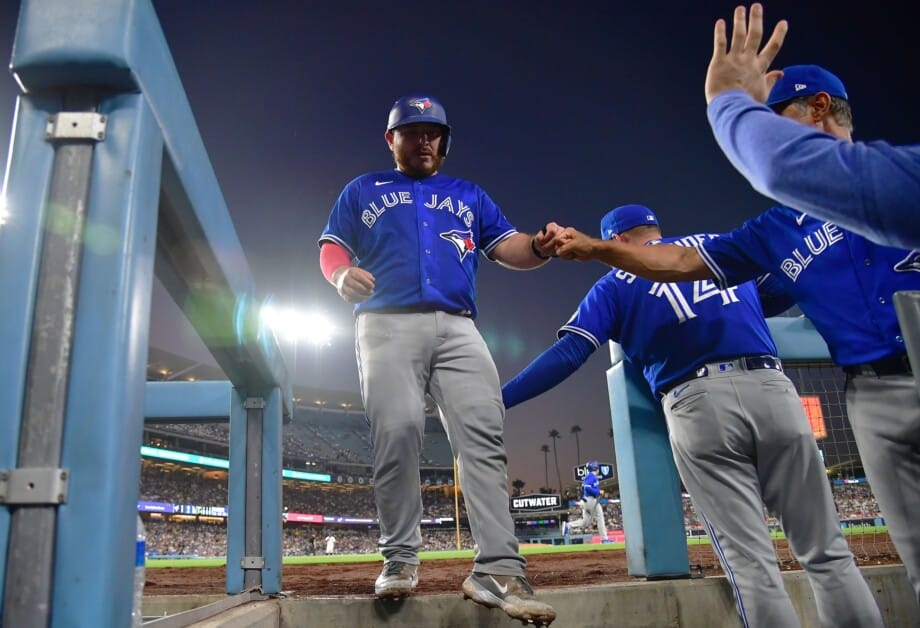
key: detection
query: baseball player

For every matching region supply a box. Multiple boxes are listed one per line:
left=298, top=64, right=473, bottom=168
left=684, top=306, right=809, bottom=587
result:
left=705, top=5, right=920, bottom=250
left=318, top=94, right=558, bottom=625
left=506, top=204, right=885, bottom=627
left=556, top=66, right=920, bottom=610
left=564, top=460, right=609, bottom=542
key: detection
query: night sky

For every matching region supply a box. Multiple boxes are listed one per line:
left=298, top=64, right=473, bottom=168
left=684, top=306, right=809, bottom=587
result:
left=0, top=1, right=916, bottom=491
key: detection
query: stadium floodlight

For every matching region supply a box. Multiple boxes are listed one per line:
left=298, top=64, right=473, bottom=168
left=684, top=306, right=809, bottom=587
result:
left=260, top=304, right=335, bottom=347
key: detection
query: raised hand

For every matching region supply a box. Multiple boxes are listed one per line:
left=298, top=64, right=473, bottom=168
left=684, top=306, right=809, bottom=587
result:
left=705, top=3, right=788, bottom=104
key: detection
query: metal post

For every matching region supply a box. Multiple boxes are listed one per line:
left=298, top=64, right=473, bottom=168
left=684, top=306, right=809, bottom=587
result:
left=243, top=397, right=265, bottom=590
left=2, top=91, right=99, bottom=628
left=606, top=354, right=689, bottom=578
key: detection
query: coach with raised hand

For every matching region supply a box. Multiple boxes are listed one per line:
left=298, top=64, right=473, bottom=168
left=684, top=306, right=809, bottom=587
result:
left=704, top=3, right=920, bottom=250
left=556, top=59, right=920, bottom=607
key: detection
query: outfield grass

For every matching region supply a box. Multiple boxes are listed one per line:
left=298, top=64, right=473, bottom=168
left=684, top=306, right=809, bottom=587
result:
left=147, top=539, right=625, bottom=569
left=147, top=526, right=887, bottom=569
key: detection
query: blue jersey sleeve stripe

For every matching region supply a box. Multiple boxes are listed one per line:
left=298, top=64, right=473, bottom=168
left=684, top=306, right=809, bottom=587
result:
left=697, top=243, right=730, bottom=291
left=558, top=326, right=601, bottom=349
left=317, top=234, right=356, bottom=259
left=482, top=229, right=518, bottom=258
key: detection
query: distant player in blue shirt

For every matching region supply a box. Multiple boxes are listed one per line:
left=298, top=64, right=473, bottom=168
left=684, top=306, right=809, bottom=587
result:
left=564, top=460, right=609, bottom=542
left=504, top=205, right=883, bottom=627
left=557, top=65, right=920, bottom=609
left=704, top=4, right=920, bottom=250
left=318, top=94, right=558, bottom=625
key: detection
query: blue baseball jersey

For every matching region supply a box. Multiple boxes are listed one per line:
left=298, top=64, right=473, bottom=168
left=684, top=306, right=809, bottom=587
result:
left=697, top=206, right=919, bottom=366
left=318, top=169, right=516, bottom=318
left=559, top=234, right=778, bottom=396
left=582, top=471, right=600, bottom=499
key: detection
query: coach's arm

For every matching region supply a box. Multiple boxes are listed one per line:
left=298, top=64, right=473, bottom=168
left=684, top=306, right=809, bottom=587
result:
left=555, top=228, right=714, bottom=282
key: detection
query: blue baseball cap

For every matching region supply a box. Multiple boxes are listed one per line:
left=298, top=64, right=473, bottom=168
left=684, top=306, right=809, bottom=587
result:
left=766, top=65, right=848, bottom=107
left=600, top=204, right=659, bottom=240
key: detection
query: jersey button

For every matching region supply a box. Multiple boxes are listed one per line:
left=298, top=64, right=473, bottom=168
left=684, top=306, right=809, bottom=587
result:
left=425, top=278, right=431, bottom=284
left=864, top=258, right=872, bottom=266
left=425, top=249, right=431, bottom=255
left=878, top=297, right=886, bottom=304
left=423, top=221, right=429, bottom=227
left=896, top=335, right=903, bottom=343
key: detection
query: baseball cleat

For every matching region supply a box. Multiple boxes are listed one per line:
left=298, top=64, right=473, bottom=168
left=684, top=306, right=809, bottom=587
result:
left=374, top=561, right=419, bottom=598
left=462, top=573, right=556, bottom=625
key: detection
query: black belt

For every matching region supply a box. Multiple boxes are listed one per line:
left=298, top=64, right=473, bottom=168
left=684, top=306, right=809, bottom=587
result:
left=843, top=353, right=912, bottom=377
left=659, top=355, right=783, bottom=398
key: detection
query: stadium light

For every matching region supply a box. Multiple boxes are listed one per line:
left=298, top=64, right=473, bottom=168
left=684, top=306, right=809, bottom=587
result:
left=260, top=304, right=335, bottom=347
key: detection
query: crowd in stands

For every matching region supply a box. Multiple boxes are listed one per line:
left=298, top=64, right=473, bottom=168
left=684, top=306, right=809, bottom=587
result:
left=145, top=518, right=475, bottom=558
left=139, top=462, right=882, bottom=558
left=145, top=413, right=454, bottom=481
left=830, top=483, right=882, bottom=519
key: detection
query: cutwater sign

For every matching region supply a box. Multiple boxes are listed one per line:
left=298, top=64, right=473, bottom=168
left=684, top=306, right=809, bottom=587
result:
left=574, top=462, right=616, bottom=482
left=510, top=493, right=561, bottom=512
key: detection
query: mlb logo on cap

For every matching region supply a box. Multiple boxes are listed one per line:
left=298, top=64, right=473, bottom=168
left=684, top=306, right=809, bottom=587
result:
left=600, top=204, right=659, bottom=240
left=766, top=65, right=848, bottom=107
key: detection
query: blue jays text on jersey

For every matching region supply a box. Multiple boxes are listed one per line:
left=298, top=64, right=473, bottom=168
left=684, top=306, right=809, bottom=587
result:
left=697, top=206, right=920, bottom=366
left=559, top=234, right=778, bottom=396
left=318, top=169, right=517, bottom=318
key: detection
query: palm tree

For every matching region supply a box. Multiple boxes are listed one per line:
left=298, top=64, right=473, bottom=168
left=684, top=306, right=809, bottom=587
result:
left=548, top=429, right=563, bottom=494
left=511, top=478, right=525, bottom=496
left=540, top=445, right=550, bottom=491
left=570, top=424, right=583, bottom=463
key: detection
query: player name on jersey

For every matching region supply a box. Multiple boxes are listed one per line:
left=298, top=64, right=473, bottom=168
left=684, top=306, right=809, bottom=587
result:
left=510, top=493, right=562, bottom=512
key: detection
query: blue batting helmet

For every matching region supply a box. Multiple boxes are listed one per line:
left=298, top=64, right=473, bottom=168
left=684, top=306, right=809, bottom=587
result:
left=387, top=94, right=452, bottom=156
left=587, top=460, right=599, bottom=471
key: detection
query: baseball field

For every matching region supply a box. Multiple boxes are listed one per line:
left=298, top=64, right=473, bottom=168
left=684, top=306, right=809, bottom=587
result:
left=144, top=530, right=901, bottom=597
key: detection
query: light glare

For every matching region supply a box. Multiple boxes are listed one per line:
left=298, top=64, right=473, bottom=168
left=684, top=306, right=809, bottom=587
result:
left=260, top=304, right=335, bottom=346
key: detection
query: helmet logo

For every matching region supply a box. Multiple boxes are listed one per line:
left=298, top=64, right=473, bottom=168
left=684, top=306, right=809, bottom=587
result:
left=409, top=98, right=433, bottom=114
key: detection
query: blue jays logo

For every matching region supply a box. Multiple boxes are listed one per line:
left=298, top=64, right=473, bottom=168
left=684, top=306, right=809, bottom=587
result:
left=409, top=98, right=433, bottom=114
left=893, top=250, right=920, bottom=273
left=440, top=229, right=476, bottom=261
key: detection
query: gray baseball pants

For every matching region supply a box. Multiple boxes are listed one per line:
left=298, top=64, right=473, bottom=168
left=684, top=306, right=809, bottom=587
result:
left=661, top=362, right=883, bottom=628
left=571, top=496, right=607, bottom=539
left=356, top=311, right=525, bottom=576
left=846, top=372, right=920, bottom=607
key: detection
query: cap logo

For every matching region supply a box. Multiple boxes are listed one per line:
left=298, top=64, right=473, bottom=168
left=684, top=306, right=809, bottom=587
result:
left=409, top=98, right=433, bottom=114
left=794, top=83, right=807, bottom=92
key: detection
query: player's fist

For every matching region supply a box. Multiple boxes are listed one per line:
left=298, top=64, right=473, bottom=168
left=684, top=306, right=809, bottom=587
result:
left=554, top=228, right=597, bottom=261
left=333, top=266, right=375, bottom=303
left=533, top=221, right=566, bottom=257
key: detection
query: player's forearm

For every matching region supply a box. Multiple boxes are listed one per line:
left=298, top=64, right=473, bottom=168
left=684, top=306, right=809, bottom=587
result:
left=493, top=232, right=552, bottom=270
left=502, top=334, right=594, bottom=409
left=590, top=240, right=713, bottom=282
